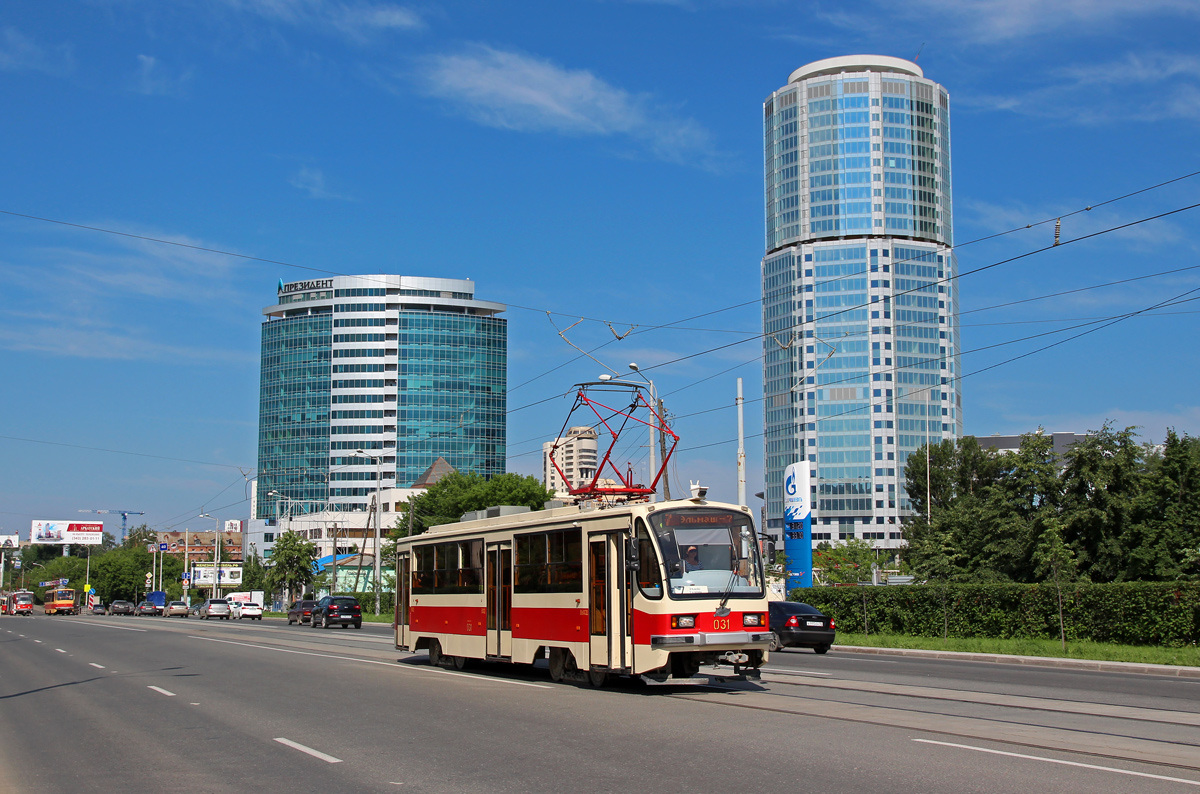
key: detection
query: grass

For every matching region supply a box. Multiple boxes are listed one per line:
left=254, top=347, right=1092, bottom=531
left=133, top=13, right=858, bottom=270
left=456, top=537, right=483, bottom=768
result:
left=261, top=610, right=392, bottom=623
left=834, top=632, right=1200, bottom=667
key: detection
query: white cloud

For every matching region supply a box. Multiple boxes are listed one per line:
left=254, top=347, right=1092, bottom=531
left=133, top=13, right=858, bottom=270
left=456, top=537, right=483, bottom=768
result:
left=882, top=0, right=1200, bottom=43
left=0, top=322, right=255, bottom=363
left=134, top=55, right=194, bottom=96
left=416, top=45, right=726, bottom=169
left=0, top=26, right=73, bottom=75
left=289, top=166, right=353, bottom=200
left=962, top=52, right=1200, bottom=124
left=220, top=0, right=422, bottom=42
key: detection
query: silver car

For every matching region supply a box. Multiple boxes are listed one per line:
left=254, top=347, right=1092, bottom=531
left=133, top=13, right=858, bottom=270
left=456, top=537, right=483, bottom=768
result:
left=198, top=598, right=231, bottom=620
left=164, top=601, right=189, bottom=618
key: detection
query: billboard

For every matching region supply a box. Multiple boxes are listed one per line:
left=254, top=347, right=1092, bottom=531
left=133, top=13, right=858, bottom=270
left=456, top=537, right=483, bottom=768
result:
left=0, top=534, right=18, bottom=549
left=190, top=563, right=244, bottom=586
left=30, top=520, right=104, bottom=545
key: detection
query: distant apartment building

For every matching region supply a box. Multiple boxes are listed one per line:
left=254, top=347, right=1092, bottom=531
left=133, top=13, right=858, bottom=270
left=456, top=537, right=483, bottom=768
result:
left=543, top=426, right=600, bottom=498
left=760, top=55, right=961, bottom=549
left=972, top=431, right=1089, bottom=457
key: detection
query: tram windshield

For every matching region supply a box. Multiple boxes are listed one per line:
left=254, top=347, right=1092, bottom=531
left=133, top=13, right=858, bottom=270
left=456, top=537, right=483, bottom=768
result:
left=647, top=508, right=763, bottom=600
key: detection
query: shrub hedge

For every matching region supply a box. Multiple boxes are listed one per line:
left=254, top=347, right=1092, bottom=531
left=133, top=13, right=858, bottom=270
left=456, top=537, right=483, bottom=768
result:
left=333, top=591, right=394, bottom=614
left=791, top=582, right=1200, bottom=647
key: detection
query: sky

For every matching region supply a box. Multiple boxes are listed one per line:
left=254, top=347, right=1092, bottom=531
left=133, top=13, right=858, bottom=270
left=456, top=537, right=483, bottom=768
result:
left=1, top=0, right=1198, bottom=538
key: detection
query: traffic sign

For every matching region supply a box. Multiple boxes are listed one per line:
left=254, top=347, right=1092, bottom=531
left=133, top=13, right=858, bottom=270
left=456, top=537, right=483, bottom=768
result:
left=59, top=578, right=69, bottom=585
left=38, top=580, right=52, bottom=587
left=181, top=571, right=191, bottom=580
left=147, top=544, right=155, bottom=553
left=13, top=560, right=21, bottom=570
left=159, top=543, right=168, bottom=552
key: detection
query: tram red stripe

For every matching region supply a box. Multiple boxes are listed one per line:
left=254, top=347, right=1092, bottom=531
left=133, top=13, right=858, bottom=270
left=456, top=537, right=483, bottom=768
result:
left=511, top=607, right=591, bottom=643
left=409, top=605, right=487, bottom=636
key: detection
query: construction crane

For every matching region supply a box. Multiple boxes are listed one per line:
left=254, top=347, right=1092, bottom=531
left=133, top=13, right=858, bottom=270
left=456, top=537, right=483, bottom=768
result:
left=78, top=509, right=145, bottom=544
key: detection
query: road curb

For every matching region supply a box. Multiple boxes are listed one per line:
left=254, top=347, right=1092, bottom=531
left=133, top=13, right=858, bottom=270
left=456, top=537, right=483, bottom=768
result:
left=831, top=644, right=1200, bottom=678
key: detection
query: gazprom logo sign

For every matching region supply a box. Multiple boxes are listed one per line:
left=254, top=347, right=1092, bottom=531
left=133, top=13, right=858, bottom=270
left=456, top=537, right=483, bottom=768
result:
left=783, top=462, right=809, bottom=524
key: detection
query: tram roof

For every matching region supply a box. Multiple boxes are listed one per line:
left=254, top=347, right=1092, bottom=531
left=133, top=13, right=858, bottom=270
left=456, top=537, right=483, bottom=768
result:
left=412, top=497, right=754, bottom=540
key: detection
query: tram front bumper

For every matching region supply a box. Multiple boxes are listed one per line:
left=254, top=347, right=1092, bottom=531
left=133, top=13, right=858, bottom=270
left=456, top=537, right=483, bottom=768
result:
left=650, top=631, right=773, bottom=648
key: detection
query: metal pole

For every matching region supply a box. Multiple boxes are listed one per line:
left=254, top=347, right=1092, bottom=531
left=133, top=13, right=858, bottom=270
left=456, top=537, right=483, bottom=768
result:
left=658, top=397, right=671, bottom=500
left=374, top=454, right=381, bottom=616
left=648, top=380, right=656, bottom=503
left=737, top=377, right=746, bottom=507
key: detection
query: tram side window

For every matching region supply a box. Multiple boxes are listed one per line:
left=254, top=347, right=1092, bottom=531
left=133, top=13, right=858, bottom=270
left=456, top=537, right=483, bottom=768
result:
left=515, top=528, right=583, bottom=593
left=635, top=519, right=663, bottom=598
left=412, top=545, right=435, bottom=594
left=412, top=541, right=483, bottom=595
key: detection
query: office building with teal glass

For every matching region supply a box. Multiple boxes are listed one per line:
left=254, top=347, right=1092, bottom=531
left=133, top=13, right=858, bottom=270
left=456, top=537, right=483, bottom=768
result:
left=761, top=55, right=961, bottom=550
left=256, top=275, right=506, bottom=520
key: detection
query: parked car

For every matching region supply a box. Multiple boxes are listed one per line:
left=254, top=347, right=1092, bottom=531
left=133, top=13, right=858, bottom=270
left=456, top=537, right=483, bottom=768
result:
left=136, top=600, right=162, bottom=616
left=164, top=601, right=190, bottom=618
left=198, top=599, right=231, bottom=620
left=768, top=601, right=836, bottom=654
left=188, top=602, right=202, bottom=616
left=231, top=601, right=263, bottom=620
left=91, top=602, right=107, bottom=615
left=287, top=599, right=319, bottom=625
left=310, top=595, right=362, bottom=629
left=109, top=600, right=135, bottom=616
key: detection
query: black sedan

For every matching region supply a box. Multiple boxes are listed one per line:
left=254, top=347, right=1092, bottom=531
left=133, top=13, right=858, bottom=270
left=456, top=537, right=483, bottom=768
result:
left=109, top=600, right=136, bottom=616
left=309, top=595, right=362, bottom=629
left=768, top=601, right=836, bottom=654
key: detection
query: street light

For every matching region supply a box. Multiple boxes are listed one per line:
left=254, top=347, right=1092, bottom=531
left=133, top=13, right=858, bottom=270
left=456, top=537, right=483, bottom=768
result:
left=353, top=449, right=383, bottom=616
left=199, top=513, right=220, bottom=598
left=628, top=363, right=666, bottom=501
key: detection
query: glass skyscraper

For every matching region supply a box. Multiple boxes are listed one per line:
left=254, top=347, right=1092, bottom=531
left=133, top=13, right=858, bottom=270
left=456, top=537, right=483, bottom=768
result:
left=256, top=275, right=507, bottom=519
left=761, top=55, right=961, bottom=549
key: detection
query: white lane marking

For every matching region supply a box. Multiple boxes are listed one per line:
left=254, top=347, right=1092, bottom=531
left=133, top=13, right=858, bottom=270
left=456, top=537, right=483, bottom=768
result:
left=147, top=686, right=176, bottom=697
left=912, top=739, right=1200, bottom=787
left=34, top=640, right=42, bottom=643
left=188, top=635, right=551, bottom=689
left=190, top=703, right=200, bottom=706
left=58, top=619, right=145, bottom=632
left=89, top=663, right=106, bottom=669
left=274, top=737, right=342, bottom=764
left=761, top=667, right=832, bottom=676
left=55, top=648, right=66, bottom=653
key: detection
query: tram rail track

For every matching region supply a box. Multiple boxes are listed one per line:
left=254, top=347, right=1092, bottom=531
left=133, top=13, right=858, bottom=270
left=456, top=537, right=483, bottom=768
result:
left=670, top=673, right=1200, bottom=773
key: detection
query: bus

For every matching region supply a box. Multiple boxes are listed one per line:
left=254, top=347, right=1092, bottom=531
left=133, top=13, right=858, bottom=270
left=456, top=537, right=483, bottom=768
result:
left=43, top=587, right=78, bottom=615
left=394, top=493, right=772, bottom=685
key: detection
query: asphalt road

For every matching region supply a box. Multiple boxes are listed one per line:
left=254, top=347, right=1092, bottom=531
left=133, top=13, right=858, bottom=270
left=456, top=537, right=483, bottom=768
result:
left=2, top=614, right=1198, bottom=794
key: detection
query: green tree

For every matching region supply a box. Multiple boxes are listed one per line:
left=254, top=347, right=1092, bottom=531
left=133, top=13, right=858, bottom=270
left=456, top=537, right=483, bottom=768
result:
left=93, top=547, right=155, bottom=602
left=1032, top=516, right=1079, bottom=650
left=124, top=523, right=157, bottom=549
left=1126, top=429, right=1200, bottom=580
left=812, top=539, right=877, bottom=585
left=241, top=549, right=269, bottom=591
left=396, top=472, right=555, bottom=536
left=266, top=531, right=318, bottom=604
left=1059, top=423, right=1143, bottom=582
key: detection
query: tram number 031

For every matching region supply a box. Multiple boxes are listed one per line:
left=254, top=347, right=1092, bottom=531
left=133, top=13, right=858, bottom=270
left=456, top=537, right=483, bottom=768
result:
left=712, top=618, right=731, bottom=631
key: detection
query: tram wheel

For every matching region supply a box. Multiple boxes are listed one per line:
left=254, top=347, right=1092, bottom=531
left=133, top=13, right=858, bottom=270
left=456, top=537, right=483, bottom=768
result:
left=548, top=648, right=568, bottom=682
left=427, top=639, right=443, bottom=667
left=587, top=669, right=608, bottom=688
left=452, top=656, right=467, bottom=671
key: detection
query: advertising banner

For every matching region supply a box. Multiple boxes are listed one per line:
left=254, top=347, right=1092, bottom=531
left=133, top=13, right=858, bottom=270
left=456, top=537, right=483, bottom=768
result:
left=0, top=534, right=18, bottom=549
left=190, top=563, right=243, bottom=586
left=782, top=462, right=814, bottom=591
left=30, top=520, right=104, bottom=545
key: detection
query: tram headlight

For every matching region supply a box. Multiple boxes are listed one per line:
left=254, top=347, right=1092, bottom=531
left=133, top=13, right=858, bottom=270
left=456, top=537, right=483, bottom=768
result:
left=671, top=615, right=696, bottom=629
left=743, top=613, right=765, bottom=627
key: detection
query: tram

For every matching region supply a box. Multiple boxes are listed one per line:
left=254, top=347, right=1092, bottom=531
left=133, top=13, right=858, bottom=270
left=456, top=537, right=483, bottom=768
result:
left=43, top=587, right=78, bottom=615
left=6, top=591, right=34, bottom=615
left=394, top=492, right=772, bottom=684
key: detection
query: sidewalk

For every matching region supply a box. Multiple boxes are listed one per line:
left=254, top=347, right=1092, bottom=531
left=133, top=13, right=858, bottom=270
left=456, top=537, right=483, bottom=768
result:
left=833, top=643, right=1200, bottom=679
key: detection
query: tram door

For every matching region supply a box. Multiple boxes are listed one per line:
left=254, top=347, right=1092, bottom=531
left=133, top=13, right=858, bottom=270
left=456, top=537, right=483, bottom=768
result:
left=486, top=542, right=512, bottom=658
left=395, top=552, right=410, bottom=649
left=589, top=533, right=626, bottom=671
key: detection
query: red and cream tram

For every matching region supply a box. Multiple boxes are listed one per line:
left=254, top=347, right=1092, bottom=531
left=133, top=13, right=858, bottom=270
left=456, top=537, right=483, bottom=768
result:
left=394, top=493, right=772, bottom=684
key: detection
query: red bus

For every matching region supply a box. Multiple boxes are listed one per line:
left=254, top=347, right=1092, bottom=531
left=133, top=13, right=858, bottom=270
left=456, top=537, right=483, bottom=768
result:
left=394, top=495, right=771, bottom=685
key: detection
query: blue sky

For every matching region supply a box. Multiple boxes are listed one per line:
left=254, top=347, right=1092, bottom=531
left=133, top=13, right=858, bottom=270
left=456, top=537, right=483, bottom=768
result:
left=2, top=0, right=1198, bottom=536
